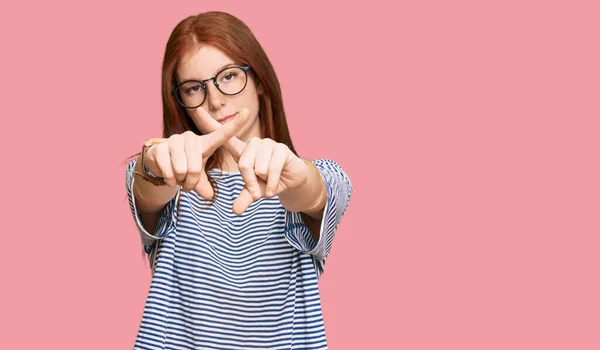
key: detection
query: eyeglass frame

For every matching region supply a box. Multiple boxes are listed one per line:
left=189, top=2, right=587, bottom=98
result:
left=172, top=65, right=252, bottom=109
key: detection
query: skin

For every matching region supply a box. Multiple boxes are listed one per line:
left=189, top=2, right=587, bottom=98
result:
left=139, top=44, right=326, bottom=239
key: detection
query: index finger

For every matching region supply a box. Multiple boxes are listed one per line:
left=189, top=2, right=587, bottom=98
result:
left=199, top=107, right=247, bottom=161
left=200, top=107, right=248, bottom=156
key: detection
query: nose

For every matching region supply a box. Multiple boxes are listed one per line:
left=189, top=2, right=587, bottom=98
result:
left=205, top=79, right=226, bottom=111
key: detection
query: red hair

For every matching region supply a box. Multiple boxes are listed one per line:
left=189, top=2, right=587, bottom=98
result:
left=142, top=12, right=300, bottom=271
left=162, top=11, right=298, bottom=171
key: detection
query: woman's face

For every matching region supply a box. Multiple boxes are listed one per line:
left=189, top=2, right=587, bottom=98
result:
left=176, top=45, right=262, bottom=141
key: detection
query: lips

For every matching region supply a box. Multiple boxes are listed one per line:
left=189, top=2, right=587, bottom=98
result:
left=218, top=112, right=238, bottom=125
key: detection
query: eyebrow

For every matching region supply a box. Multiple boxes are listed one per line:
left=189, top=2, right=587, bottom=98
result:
left=179, top=63, right=239, bottom=83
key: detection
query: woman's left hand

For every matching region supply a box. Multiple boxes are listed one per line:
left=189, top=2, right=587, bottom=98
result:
left=233, top=136, right=308, bottom=212
left=200, top=108, right=309, bottom=214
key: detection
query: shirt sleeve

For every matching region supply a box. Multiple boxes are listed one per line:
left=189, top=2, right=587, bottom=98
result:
left=125, top=158, right=180, bottom=254
left=283, top=159, right=353, bottom=277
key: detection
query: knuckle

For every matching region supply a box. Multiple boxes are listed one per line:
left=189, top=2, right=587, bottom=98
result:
left=172, top=164, right=187, bottom=177
left=167, top=139, right=180, bottom=151
left=157, top=144, right=171, bottom=158
left=238, top=161, right=253, bottom=171
left=275, top=143, right=289, bottom=152
left=186, top=164, right=202, bottom=176
left=152, top=142, right=165, bottom=153
left=255, top=166, right=268, bottom=176
left=163, top=174, right=176, bottom=184
left=250, top=137, right=261, bottom=144
left=148, top=151, right=163, bottom=168
left=169, top=133, right=182, bottom=142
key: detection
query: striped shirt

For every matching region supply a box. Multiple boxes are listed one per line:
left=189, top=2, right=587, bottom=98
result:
left=125, top=159, right=353, bottom=350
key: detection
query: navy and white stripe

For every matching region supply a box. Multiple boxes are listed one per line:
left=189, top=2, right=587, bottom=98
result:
left=125, top=159, right=352, bottom=350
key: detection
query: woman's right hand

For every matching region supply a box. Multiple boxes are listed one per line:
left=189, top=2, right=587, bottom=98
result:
left=143, top=110, right=249, bottom=198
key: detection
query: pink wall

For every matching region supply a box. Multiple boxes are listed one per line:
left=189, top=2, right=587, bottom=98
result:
left=1, top=1, right=599, bottom=349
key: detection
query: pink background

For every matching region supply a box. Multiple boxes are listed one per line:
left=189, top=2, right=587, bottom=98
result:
left=1, top=0, right=599, bottom=349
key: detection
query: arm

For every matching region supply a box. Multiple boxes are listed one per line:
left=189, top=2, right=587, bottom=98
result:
left=128, top=117, right=250, bottom=245
left=278, top=158, right=327, bottom=241
left=132, top=154, right=179, bottom=233
left=282, top=158, right=353, bottom=249
left=126, top=156, right=180, bottom=247
left=281, top=158, right=353, bottom=276
left=132, top=152, right=179, bottom=214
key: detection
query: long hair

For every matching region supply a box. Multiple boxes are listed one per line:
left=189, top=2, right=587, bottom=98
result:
left=162, top=11, right=298, bottom=198
left=143, top=12, right=299, bottom=272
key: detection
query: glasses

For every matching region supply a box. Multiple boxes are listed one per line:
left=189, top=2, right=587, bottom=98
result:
left=173, top=65, right=251, bottom=109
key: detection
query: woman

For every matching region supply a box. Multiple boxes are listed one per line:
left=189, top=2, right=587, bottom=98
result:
left=126, top=11, right=353, bottom=349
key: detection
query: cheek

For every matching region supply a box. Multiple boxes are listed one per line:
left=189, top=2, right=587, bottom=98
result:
left=247, top=93, right=261, bottom=115
left=240, top=84, right=260, bottom=104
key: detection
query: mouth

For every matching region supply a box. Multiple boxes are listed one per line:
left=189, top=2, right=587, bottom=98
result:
left=218, top=112, right=238, bottom=125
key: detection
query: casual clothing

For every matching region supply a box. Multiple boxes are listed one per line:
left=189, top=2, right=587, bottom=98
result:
left=126, top=159, right=352, bottom=350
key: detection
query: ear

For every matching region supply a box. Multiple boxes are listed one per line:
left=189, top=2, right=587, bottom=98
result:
left=256, top=80, right=264, bottom=95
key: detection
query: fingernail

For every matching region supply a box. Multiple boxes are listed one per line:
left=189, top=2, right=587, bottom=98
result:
left=266, top=190, right=274, bottom=197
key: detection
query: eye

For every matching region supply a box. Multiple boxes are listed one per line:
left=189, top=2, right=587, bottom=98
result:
left=223, top=72, right=237, bottom=81
left=184, top=84, right=203, bottom=95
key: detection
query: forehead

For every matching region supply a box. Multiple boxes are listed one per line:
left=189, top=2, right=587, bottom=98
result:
left=177, top=45, right=235, bottom=81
